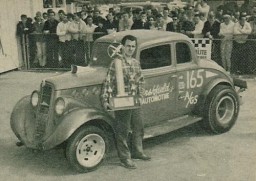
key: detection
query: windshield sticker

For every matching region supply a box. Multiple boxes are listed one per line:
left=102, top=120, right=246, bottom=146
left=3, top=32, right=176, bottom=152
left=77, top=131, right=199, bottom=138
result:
left=141, top=82, right=174, bottom=105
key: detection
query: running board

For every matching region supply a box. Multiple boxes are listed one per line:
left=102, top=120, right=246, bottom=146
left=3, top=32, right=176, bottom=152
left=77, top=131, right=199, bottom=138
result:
left=144, top=115, right=202, bottom=139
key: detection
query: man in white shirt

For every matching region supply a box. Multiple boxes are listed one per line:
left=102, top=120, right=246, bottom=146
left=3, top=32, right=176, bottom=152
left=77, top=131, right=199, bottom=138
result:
left=68, top=13, right=87, bottom=65
left=195, top=0, right=210, bottom=20
left=162, top=7, right=173, bottom=25
left=56, top=13, right=72, bottom=68
left=84, top=15, right=97, bottom=64
left=190, top=13, right=204, bottom=38
left=219, top=14, right=234, bottom=72
left=231, top=14, right=252, bottom=74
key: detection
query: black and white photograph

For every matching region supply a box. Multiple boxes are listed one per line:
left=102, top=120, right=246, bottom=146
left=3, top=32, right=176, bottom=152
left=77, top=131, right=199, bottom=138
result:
left=0, top=0, right=255, bottom=180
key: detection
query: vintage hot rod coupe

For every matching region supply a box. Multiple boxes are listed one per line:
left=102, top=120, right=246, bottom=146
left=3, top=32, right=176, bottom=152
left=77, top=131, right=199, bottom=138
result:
left=11, top=30, right=247, bottom=172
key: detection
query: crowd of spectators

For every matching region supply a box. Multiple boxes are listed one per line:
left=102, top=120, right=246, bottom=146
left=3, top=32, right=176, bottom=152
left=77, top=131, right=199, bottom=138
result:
left=16, top=0, right=256, bottom=74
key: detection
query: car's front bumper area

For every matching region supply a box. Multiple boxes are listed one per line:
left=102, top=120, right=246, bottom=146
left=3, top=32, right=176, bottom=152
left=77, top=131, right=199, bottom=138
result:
left=10, top=96, right=48, bottom=150
left=233, top=78, right=247, bottom=105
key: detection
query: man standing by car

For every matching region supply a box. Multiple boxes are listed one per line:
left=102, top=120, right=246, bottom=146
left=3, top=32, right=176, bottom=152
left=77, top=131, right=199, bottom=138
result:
left=101, top=35, right=151, bottom=169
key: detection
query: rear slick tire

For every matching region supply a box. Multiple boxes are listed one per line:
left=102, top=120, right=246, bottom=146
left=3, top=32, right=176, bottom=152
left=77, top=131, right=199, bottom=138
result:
left=203, top=85, right=239, bottom=134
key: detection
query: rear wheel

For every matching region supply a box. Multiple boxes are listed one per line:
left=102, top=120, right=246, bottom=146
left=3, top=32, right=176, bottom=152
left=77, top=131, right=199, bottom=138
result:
left=66, top=126, right=108, bottom=173
left=202, top=85, right=239, bottom=134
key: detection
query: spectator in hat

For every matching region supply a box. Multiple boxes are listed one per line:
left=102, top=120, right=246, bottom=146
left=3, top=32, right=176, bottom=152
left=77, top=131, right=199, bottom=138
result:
left=231, top=13, right=252, bottom=74
left=219, top=13, right=234, bottom=72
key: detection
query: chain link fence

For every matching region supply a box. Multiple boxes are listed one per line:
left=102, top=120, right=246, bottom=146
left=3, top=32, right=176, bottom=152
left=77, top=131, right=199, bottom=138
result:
left=20, top=33, right=256, bottom=75
left=21, top=32, right=105, bottom=70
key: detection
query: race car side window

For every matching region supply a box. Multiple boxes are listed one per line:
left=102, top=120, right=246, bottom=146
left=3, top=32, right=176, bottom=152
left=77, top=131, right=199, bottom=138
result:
left=140, top=44, right=171, bottom=69
left=176, top=42, right=191, bottom=64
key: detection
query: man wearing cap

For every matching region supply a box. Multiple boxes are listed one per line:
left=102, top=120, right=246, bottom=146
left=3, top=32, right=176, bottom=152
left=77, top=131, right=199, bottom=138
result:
left=219, top=13, right=234, bottom=72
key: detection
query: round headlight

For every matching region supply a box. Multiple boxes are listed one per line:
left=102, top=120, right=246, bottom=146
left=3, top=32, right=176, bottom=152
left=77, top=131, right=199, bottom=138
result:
left=31, top=91, right=39, bottom=107
left=55, top=97, right=65, bottom=115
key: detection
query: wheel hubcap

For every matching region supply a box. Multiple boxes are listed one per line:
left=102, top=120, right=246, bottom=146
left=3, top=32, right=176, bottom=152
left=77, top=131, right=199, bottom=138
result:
left=216, top=96, right=235, bottom=124
left=76, top=134, right=105, bottom=168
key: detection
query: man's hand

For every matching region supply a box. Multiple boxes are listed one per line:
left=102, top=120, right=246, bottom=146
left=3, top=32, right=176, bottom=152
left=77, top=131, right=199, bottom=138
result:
left=103, top=102, right=110, bottom=110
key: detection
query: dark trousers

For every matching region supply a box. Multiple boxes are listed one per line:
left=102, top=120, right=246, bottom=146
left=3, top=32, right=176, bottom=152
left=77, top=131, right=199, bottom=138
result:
left=71, top=40, right=85, bottom=66
left=247, top=37, right=256, bottom=73
left=59, top=41, right=72, bottom=68
left=45, top=36, right=59, bottom=68
left=231, top=41, right=249, bottom=74
left=115, top=109, right=144, bottom=160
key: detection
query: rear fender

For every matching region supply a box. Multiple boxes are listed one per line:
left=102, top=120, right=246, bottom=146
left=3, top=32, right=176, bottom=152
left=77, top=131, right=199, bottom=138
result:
left=42, top=108, right=115, bottom=150
left=194, top=78, right=233, bottom=116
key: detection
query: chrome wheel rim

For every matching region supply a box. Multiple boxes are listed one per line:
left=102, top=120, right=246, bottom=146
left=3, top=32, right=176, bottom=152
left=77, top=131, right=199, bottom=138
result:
left=216, top=96, right=235, bottom=124
left=76, top=134, right=105, bottom=168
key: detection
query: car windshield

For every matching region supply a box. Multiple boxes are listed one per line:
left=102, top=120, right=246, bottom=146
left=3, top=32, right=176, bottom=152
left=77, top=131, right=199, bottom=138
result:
left=90, top=42, right=120, bottom=68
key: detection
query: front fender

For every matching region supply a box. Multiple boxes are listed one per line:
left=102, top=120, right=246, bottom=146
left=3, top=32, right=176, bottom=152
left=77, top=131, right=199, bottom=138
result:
left=10, top=95, right=38, bottom=148
left=42, top=108, right=115, bottom=150
left=194, top=78, right=233, bottom=116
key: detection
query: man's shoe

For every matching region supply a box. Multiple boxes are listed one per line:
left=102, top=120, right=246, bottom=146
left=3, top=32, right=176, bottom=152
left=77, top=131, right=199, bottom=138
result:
left=121, top=159, right=137, bottom=169
left=132, top=154, right=151, bottom=161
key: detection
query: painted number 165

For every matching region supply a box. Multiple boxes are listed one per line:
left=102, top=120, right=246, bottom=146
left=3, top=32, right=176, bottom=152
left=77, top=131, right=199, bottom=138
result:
left=186, top=70, right=204, bottom=89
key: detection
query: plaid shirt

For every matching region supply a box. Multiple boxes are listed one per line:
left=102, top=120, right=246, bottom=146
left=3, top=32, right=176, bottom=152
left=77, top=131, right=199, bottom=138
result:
left=101, top=56, right=144, bottom=106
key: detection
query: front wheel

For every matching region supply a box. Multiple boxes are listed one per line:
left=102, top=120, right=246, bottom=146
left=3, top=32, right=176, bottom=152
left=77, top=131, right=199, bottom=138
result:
left=203, top=85, right=239, bottom=134
left=66, top=126, right=108, bottom=173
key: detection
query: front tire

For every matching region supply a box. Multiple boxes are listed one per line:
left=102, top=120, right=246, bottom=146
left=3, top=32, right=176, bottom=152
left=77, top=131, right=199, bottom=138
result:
left=66, top=126, right=108, bottom=173
left=203, top=85, right=239, bottom=134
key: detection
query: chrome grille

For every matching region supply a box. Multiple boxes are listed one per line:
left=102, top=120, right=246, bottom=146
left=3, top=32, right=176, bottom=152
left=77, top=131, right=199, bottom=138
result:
left=39, top=83, right=52, bottom=113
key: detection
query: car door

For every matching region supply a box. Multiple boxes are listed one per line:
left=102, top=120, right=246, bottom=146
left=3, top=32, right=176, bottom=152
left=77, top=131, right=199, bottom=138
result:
left=139, top=43, right=177, bottom=127
left=174, top=41, right=205, bottom=116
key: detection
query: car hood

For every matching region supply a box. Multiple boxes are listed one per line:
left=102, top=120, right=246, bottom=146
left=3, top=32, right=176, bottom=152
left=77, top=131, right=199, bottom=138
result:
left=44, top=66, right=108, bottom=90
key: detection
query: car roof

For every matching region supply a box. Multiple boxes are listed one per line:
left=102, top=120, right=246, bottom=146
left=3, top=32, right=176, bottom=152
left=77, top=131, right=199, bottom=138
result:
left=96, top=30, right=191, bottom=46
